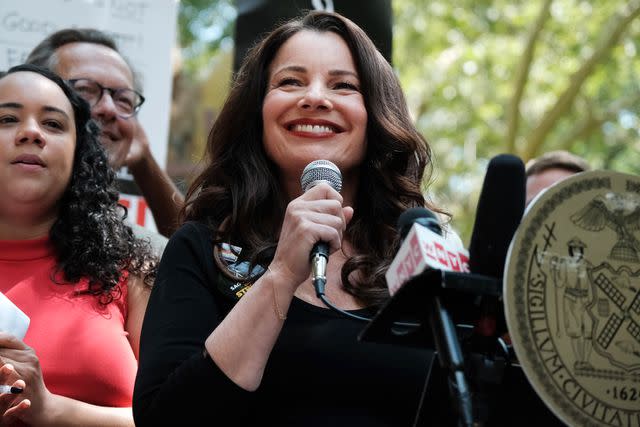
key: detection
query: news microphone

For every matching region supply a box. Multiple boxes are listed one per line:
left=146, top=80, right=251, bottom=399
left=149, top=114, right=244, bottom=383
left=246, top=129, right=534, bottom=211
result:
left=468, top=154, right=525, bottom=339
left=397, top=207, right=474, bottom=427
left=468, top=154, right=525, bottom=278
left=300, top=160, right=342, bottom=297
left=386, top=209, right=470, bottom=296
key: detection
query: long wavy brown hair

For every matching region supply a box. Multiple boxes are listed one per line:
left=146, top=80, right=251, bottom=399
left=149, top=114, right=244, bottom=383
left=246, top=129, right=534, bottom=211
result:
left=183, top=11, right=440, bottom=307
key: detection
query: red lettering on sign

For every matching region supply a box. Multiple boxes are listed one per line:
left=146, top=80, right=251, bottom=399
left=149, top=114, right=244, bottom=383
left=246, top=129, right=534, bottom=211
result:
left=459, top=253, right=469, bottom=272
left=119, top=198, right=130, bottom=209
left=435, top=243, right=448, bottom=267
left=448, top=251, right=460, bottom=271
left=137, top=198, right=148, bottom=226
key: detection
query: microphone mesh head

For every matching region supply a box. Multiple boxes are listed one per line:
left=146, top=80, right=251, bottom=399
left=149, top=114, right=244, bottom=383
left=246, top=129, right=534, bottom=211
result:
left=300, top=160, right=342, bottom=193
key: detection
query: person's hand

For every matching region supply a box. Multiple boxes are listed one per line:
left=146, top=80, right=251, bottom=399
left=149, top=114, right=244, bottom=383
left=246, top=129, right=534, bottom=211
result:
left=0, top=333, right=53, bottom=426
left=0, top=363, right=28, bottom=426
left=124, top=118, right=151, bottom=171
left=269, top=183, right=354, bottom=291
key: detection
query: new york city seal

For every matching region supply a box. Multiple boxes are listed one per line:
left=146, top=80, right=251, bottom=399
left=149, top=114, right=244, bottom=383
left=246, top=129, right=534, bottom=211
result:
left=505, top=170, right=640, bottom=427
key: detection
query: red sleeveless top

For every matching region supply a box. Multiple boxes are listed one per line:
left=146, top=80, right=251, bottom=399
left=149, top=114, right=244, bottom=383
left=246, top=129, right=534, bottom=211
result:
left=0, top=237, right=136, bottom=407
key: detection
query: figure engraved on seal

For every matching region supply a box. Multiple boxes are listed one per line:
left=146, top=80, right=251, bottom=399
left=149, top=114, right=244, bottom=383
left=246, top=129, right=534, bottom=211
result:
left=550, top=237, right=596, bottom=371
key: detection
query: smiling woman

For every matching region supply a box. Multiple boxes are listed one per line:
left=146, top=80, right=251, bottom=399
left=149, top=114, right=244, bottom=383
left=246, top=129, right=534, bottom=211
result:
left=262, top=30, right=368, bottom=200
left=0, top=64, right=156, bottom=427
left=134, top=11, right=447, bottom=427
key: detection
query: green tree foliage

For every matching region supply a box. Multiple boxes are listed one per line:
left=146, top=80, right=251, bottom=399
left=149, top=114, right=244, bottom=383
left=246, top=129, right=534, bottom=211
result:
left=392, top=0, right=640, bottom=241
left=178, top=0, right=236, bottom=74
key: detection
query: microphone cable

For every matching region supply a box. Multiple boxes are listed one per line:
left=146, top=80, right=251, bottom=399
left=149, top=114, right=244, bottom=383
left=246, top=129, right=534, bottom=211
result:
left=313, top=277, right=378, bottom=323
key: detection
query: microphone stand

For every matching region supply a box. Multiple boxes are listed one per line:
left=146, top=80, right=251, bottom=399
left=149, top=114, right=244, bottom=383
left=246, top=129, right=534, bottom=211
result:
left=427, top=294, right=473, bottom=427
left=359, top=269, right=504, bottom=427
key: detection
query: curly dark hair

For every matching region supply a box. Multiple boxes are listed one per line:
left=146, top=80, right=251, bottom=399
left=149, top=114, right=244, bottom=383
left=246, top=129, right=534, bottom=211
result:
left=183, top=11, right=441, bottom=307
left=3, top=64, right=156, bottom=303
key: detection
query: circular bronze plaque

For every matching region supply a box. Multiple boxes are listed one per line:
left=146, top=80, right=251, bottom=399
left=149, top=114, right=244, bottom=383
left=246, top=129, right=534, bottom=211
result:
left=504, top=170, right=640, bottom=427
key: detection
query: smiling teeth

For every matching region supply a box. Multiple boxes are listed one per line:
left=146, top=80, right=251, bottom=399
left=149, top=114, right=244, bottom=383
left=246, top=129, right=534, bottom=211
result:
left=293, top=124, right=334, bottom=133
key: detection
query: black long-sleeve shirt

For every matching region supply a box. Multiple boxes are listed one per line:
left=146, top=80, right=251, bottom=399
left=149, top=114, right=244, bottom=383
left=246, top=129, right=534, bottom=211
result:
left=133, top=221, right=438, bottom=426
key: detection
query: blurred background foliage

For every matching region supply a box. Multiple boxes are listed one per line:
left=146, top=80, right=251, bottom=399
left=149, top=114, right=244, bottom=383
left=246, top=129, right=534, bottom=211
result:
left=170, top=0, right=640, bottom=243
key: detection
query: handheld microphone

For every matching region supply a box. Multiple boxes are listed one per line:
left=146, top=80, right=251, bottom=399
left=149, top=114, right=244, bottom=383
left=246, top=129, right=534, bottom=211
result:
left=300, top=160, right=342, bottom=297
left=468, top=154, right=525, bottom=339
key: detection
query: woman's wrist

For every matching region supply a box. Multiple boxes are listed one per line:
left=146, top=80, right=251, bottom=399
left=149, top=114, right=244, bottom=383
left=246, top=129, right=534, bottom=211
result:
left=264, top=266, right=287, bottom=320
left=264, top=261, right=300, bottom=295
left=23, top=389, right=58, bottom=427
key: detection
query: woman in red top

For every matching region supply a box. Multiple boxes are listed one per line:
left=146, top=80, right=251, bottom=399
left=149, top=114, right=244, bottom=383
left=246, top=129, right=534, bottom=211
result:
left=0, top=64, right=155, bottom=426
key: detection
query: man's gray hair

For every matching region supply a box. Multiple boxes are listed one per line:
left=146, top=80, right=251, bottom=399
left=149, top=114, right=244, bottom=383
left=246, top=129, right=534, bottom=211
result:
left=26, top=28, right=142, bottom=91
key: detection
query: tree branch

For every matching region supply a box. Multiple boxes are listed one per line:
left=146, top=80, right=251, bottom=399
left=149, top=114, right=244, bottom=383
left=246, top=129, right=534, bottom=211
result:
left=557, top=92, right=640, bottom=151
left=505, top=0, right=553, bottom=154
left=523, top=1, right=640, bottom=160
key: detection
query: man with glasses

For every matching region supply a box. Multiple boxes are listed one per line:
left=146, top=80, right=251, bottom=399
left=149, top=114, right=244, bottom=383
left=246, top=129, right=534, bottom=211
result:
left=26, top=28, right=182, bottom=241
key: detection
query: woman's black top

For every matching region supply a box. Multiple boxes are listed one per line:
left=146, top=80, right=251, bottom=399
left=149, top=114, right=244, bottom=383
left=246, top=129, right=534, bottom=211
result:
left=133, top=221, right=436, bottom=426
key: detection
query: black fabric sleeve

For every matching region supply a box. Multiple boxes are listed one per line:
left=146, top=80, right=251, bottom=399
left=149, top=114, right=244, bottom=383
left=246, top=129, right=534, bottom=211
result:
left=133, top=222, right=253, bottom=426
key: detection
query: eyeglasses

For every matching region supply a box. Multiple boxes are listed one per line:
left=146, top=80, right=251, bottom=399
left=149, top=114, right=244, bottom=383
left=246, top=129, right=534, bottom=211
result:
left=67, top=78, right=145, bottom=118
